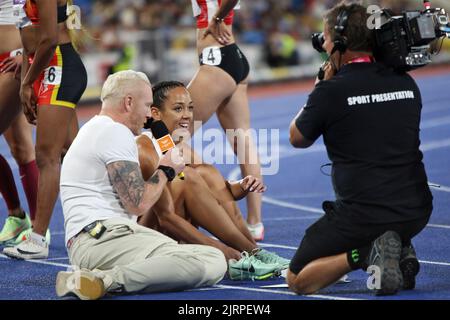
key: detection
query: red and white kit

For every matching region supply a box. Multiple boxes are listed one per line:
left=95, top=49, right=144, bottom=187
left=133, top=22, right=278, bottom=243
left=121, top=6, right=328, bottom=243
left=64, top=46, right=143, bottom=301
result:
left=191, top=0, right=240, bottom=28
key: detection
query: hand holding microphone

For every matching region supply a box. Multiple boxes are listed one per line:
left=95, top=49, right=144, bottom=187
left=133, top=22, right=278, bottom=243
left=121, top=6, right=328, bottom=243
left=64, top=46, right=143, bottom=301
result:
left=158, top=148, right=185, bottom=181
left=150, top=120, right=185, bottom=180
left=316, top=60, right=336, bottom=83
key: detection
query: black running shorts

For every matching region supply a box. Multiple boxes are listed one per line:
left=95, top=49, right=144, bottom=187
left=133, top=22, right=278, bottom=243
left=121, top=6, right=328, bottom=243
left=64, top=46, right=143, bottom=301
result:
left=199, top=43, right=250, bottom=84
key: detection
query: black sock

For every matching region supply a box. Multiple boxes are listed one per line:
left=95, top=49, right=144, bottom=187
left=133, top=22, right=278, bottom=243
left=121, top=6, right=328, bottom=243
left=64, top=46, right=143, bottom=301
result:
left=11, top=209, right=26, bottom=219
left=19, top=210, right=26, bottom=219
left=346, top=246, right=371, bottom=270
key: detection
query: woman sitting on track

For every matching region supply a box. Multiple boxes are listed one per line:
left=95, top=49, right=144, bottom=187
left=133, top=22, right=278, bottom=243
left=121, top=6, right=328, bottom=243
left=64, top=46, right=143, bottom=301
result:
left=136, top=81, right=290, bottom=280
left=188, top=0, right=265, bottom=240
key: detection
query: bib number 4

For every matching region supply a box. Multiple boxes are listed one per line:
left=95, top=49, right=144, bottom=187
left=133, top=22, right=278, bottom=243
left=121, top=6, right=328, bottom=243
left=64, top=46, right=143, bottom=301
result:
left=202, top=47, right=222, bottom=66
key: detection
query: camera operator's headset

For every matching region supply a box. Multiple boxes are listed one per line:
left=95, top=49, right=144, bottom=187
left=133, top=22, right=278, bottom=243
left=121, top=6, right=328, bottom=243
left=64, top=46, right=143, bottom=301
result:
left=318, top=9, right=349, bottom=79
left=332, top=9, right=350, bottom=55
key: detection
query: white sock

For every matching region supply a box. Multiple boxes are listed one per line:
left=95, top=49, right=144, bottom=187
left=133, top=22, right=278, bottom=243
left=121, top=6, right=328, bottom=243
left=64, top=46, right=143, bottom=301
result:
left=247, top=222, right=263, bottom=228
left=30, top=231, right=47, bottom=246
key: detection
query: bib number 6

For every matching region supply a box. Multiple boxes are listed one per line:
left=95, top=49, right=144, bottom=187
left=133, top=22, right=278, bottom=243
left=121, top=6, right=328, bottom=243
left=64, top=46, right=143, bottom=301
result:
left=43, top=66, right=62, bottom=85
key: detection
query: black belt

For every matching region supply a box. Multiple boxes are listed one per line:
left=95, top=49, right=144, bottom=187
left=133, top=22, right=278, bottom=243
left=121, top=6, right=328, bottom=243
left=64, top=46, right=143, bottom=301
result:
left=67, top=221, right=106, bottom=249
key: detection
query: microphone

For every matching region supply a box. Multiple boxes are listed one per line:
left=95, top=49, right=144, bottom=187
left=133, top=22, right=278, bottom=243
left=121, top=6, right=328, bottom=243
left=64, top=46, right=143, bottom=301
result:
left=318, top=58, right=332, bottom=81
left=150, top=120, right=185, bottom=180
left=143, top=117, right=153, bottom=130
left=318, top=63, right=326, bottom=81
left=318, top=47, right=340, bottom=81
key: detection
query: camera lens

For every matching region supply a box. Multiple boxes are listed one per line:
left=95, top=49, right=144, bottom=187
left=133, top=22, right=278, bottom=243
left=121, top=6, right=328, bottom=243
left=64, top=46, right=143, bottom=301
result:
left=312, top=32, right=325, bottom=53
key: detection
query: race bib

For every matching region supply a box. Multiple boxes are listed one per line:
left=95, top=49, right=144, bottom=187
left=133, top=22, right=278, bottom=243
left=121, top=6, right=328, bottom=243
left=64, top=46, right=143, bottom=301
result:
left=202, top=46, right=222, bottom=66
left=9, top=48, right=23, bottom=57
left=43, top=66, right=62, bottom=85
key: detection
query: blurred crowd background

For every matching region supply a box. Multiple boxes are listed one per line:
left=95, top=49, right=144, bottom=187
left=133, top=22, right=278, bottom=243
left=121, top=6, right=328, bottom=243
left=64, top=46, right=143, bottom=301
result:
left=73, top=0, right=450, bottom=99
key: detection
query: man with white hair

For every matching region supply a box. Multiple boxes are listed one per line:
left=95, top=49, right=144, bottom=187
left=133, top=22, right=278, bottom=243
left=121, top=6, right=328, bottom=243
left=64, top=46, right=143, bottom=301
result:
left=55, top=70, right=227, bottom=300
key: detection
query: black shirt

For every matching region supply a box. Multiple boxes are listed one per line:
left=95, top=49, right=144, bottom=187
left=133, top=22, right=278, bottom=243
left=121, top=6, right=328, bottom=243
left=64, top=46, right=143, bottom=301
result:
left=295, top=62, right=433, bottom=224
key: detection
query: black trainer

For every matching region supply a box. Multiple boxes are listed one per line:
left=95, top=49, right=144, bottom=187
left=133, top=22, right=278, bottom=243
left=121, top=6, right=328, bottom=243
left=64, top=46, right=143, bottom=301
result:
left=399, top=244, right=420, bottom=290
left=366, top=231, right=403, bottom=296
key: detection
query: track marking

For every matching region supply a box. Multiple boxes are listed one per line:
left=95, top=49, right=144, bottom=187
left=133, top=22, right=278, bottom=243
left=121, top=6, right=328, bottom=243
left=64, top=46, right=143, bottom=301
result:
left=0, top=254, right=70, bottom=268
left=419, top=260, right=450, bottom=267
left=264, top=216, right=318, bottom=221
left=257, top=242, right=298, bottom=250
left=429, top=183, right=450, bottom=193
left=421, top=138, right=450, bottom=152
left=427, top=224, right=450, bottom=230
left=186, top=287, right=227, bottom=292
left=214, top=284, right=361, bottom=300
left=262, top=196, right=323, bottom=214
left=421, top=116, right=450, bottom=129
left=45, top=257, right=70, bottom=261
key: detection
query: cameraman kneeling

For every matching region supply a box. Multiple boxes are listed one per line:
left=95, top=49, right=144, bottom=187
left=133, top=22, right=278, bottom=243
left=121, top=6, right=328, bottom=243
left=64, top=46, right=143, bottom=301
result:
left=288, top=2, right=432, bottom=296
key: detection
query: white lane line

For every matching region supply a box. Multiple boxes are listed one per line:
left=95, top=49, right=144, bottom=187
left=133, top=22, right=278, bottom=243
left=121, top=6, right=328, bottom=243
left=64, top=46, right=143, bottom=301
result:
left=427, top=224, right=450, bottom=230
left=0, top=254, right=70, bottom=268
left=214, top=284, right=361, bottom=300
left=260, top=284, right=289, bottom=288
left=264, top=216, right=318, bottom=221
left=264, top=193, right=331, bottom=199
left=262, top=196, right=324, bottom=214
left=429, top=183, right=450, bottom=193
left=419, top=260, right=450, bottom=267
left=186, top=287, right=227, bottom=292
left=258, top=242, right=450, bottom=267
left=421, top=116, right=450, bottom=129
left=45, top=257, right=70, bottom=261
left=257, top=242, right=297, bottom=250
left=421, top=138, right=450, bottom=152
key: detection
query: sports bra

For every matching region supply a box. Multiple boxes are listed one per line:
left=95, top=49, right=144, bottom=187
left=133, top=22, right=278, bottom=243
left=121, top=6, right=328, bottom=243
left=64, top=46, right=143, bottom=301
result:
left=191, top=0, right=240, bottom=29
left=24, top=0, right=68, bottom=25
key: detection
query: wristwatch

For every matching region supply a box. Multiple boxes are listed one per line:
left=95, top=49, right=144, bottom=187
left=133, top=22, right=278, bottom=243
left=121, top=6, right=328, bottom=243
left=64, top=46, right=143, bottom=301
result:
left=158, top=165, right=176, bottom=182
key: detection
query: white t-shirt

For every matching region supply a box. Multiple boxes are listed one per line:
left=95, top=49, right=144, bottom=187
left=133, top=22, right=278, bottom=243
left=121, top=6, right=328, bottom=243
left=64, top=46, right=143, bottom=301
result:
left=60, top=115, right=139, bottom=246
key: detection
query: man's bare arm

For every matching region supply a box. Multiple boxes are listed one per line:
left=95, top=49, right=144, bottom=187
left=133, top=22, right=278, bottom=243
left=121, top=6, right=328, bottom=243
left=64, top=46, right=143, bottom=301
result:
left=107, top=160, right=168, bottom=216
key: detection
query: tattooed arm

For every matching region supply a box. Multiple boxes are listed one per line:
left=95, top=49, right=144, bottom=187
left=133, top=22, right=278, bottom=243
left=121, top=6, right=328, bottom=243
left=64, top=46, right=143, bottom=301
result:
left=106, top=160, right=168, bottom=216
